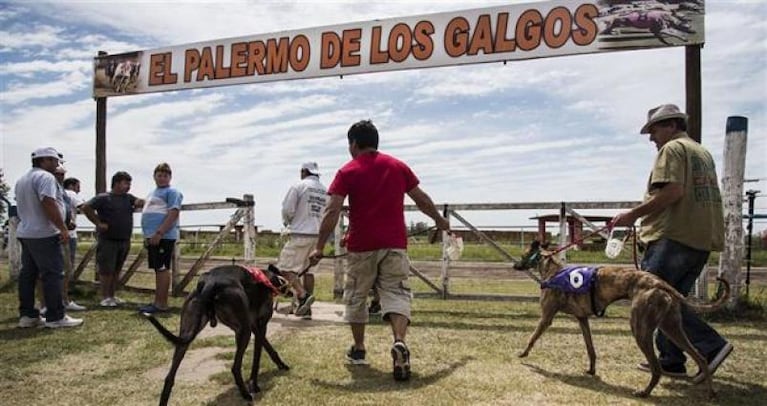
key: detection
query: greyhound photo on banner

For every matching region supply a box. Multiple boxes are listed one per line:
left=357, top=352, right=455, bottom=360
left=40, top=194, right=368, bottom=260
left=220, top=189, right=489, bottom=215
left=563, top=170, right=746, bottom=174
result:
left=92, top=0, right=705, bottom=98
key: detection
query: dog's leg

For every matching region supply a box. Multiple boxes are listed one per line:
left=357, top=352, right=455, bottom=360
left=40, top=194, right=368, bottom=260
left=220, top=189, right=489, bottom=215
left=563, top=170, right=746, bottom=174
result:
left=576, top=317, right=597, bottom=375
left=519, top=306, right=557, bottom=358
left=631, top=307, right=662, bottom=398
left=659, top=313, right=715, bottom=399
left=231, top=326, right=253, bottom=401
left=159, top=343, right=190, bottom=406
left=248, top=322, right=266, bottom=394
left=263, top=337, right=290, bottom=370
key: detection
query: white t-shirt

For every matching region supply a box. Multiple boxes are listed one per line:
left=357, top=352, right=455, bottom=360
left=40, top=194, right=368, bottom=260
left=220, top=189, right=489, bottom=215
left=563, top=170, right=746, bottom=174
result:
left=15, top=168, right=65, bottom=239
left=65, top=189, right=85, bottom=238
left=281, top=175, right=327, bottom=236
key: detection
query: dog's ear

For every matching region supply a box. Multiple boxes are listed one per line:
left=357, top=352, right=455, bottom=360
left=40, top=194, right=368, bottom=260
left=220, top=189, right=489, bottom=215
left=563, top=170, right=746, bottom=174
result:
left=267, top=264, right=281, bottom=275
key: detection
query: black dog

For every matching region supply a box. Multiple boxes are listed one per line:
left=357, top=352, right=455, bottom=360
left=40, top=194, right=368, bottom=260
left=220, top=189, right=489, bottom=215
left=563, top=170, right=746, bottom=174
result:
left=144, top=264, right=291, bottom=406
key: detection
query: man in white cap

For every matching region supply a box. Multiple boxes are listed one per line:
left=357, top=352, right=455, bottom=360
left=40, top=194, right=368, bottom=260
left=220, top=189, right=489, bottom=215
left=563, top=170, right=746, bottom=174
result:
left=14, top=147, right=83, bottom=328
left=611, top=104, right=730, bottom=383
left=276, top=161, right=327, bottom=319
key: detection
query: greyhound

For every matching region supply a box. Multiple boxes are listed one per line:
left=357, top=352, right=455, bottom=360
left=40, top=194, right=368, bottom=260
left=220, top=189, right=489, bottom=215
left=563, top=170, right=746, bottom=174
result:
left=513, top=241, right=729, bottom=399
left=143, top=264, right=292, bottom=406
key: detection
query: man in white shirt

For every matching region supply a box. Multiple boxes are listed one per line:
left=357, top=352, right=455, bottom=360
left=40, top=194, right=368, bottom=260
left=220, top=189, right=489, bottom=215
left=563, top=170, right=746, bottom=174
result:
left=15, top=147, right=83, bottom=329
left=277, top=162, right=327, bottom=319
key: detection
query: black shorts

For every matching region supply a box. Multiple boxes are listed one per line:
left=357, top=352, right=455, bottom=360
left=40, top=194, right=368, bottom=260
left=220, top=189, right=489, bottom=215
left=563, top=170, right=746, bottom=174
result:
left=145, top=239, right=176, bottom=271
left=96, top=239, right=131, bottom=274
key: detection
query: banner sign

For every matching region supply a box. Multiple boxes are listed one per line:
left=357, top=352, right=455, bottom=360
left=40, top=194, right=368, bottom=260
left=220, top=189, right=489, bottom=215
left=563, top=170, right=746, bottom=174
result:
left=93, top=0, right=704, bottom=97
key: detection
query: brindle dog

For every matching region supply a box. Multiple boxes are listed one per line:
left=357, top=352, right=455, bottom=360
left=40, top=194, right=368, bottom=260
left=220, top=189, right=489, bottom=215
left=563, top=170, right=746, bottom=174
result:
left=513, top=241, right=729, bottom=398
left=143, top=264, right=291, bottom=406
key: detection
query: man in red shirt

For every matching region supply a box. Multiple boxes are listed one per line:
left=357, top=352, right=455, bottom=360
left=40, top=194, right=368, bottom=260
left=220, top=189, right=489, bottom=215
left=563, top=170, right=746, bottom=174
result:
left=309, top=120, right=449, bottom=381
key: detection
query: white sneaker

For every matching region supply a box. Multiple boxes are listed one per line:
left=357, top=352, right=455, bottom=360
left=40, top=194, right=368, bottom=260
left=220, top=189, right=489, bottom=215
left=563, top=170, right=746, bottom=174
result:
left=111, top=296, right=124, bottom=305
left=100, top=298, right=117, bottom=307
left=44, top=315, right=83, bottom=329
left=40, top=307, right=47, bottom=316
left=18, top=315, right=44, bottom=328
left=66, top=301, right=87, bottom=311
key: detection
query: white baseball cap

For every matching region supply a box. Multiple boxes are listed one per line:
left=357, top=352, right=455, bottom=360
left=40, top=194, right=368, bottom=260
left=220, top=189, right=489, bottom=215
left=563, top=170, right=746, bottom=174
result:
left=31, top=147, right=62, bottom=160
left=301, top=161, right=320, bottom=175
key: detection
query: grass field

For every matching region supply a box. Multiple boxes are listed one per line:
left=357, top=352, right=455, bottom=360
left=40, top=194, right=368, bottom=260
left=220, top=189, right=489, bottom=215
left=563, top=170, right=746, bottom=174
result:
left=1, top=270, right=766, bottom=406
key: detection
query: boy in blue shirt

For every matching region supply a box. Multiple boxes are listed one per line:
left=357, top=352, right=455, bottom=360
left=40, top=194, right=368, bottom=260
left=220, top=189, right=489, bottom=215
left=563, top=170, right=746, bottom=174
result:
left=139, top=163, right=183, bottom=314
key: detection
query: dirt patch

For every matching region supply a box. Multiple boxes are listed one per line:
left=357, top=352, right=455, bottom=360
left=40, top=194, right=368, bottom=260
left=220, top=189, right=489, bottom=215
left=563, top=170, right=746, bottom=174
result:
left=144, top=301, right=345, bottom=383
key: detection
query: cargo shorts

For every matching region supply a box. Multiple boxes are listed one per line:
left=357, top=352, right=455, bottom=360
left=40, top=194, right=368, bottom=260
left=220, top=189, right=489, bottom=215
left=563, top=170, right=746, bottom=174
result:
left=343, top=249, right=411, bottom=324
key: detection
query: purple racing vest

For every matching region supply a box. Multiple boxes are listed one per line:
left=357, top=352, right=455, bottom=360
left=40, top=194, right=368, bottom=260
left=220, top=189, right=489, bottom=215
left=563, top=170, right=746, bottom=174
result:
left=541, top=266, right=598, bottom=294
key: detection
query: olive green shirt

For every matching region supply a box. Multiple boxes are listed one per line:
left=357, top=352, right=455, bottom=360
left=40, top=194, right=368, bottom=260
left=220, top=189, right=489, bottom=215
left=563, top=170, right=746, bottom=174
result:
left=639, top=132, right=724, bottom=252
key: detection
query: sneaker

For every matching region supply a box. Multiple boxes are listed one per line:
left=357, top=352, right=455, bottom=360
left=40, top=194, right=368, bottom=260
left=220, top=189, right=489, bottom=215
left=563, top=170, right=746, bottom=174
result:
left=139, top=304, right=168, bottom=314
left=692, top=342, right=734, bottom=384
left=294, top=294, right=315, bottom=316
left=300, top=309, right=312, bottom=320
left=100, top=298, right=117, bottom=307
left=636, top=362, right=688, bottom=379
left=66, top=301, right=87, bottom=311
left=40, top=307, right=47, bottom=316
left=18, top=315, right=44, bottom=328
left=391, top=341, right=411, bottom=381
left=44, top=315, right=83, bottom=329
left=345, top=346, right=368, bottom=365
left=111, top=296, right=125, bottom=305
left=368, top=300, right=382, bottom=316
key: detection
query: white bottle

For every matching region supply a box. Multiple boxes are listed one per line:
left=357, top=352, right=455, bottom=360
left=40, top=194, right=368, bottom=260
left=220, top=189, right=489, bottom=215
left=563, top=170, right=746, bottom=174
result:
left=604, top=229, right=624, bottom=259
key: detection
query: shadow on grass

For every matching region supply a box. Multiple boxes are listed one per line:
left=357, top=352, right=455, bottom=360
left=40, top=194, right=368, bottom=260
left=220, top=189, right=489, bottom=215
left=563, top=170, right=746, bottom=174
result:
left=663, top=375, right=767, bottom=404
left=310, top=356, right=473, bottom=393
left=521, top=362, right=723, bottom=403
left=0, top=323, right=55, bottom=341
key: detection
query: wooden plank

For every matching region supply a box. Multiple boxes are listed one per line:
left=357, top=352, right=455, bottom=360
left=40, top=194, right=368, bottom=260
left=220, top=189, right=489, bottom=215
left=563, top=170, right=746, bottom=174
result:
left=565, top=207, right=610, bottom=239
left=118, top=248, right=147, bottom=286
left=72, top=243, right=97, bottom=281
left=409, top=264, right=443, bottom=295
left=402, top=201, right=641, bottom=211
left=175, top=208, right=245, bottom=293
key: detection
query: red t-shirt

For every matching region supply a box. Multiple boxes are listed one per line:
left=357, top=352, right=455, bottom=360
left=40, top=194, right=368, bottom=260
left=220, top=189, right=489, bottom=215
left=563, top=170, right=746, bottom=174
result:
left=328, top=151, right=419, bottom=252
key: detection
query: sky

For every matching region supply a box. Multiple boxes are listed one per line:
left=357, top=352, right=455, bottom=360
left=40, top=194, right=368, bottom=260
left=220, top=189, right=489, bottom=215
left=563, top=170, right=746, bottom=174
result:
left=1, top=0, right=765, bottom=235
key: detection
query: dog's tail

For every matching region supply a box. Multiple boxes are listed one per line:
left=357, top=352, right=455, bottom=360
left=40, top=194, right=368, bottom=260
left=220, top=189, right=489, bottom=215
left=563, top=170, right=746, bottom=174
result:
left=680, top=277, right=731, bottom=313
left=144, top=314, right=193, bottom=346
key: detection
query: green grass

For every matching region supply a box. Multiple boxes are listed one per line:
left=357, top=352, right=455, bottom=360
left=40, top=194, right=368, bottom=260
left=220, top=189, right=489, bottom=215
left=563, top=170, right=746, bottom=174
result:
left=1, top=272, right=765, bottom=406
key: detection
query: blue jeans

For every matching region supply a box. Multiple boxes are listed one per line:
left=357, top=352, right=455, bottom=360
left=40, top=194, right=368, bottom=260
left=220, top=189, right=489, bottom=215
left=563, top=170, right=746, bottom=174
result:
left=18, top=236, right=65, bottom=322
left=641, top=238, right=727, bottom=367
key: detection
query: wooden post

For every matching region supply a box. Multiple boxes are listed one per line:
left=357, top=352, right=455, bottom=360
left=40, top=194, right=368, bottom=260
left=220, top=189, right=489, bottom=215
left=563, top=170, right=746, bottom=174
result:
left=558, top=202, right=568, bottom=262
left=332, top=212, right=346, bottom=299
left=716, top=116, right=748, bottom=304
left=8, top=216, right=21, bottom=280
left=95, top=51, right=108, bottom=194
left=685, top=45, right=702, bottom=143
left=242, top=194, right=256, bottom=265
left=439, top=205, right=450, bottom=299
left=118, top=248, right=147, bottom=287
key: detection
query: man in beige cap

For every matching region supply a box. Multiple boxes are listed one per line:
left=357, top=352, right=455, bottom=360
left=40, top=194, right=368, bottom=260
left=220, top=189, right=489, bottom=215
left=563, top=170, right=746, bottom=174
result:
left=611, top=104, right=731, bottom=383
left=15, top=147, right=83, bottom=328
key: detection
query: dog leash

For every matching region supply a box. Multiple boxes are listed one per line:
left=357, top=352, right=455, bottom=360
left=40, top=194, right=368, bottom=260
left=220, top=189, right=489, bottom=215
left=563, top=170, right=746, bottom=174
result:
left=295, top=253, right=348, bottom=278
left=551, top=225, right=612, bottom=256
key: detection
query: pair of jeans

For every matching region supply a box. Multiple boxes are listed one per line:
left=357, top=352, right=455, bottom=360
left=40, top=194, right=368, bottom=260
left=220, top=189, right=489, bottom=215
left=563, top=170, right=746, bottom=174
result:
left=18, top=236, right=65, bottom=322
left=641, top=238, right=727, bottom=367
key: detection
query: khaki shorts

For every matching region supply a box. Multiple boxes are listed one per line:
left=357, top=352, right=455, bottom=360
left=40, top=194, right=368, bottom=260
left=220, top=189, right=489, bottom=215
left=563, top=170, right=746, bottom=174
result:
left=343, top=249, right=411, bottom=324
left=277, top=236, right=317, bottom=274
